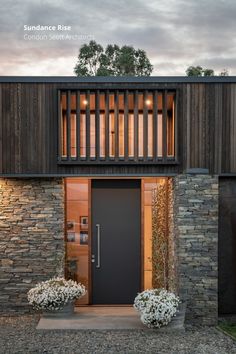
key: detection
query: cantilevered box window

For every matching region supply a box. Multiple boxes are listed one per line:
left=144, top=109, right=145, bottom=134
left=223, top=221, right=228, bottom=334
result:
left=59, top=90, right=176, bottom=164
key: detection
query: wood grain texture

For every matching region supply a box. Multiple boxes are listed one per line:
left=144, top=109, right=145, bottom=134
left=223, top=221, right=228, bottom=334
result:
left=0, top=82, right=235, bottom=175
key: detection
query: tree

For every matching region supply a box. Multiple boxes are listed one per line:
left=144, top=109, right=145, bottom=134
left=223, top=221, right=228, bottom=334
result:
left=74, top=41, right=104, bottom=76
left=74, top=41, right=153, bottom=76
left=186, top=65, right=204, bottom=77
left=203, top=68, right=214, bottom=76
left=219, top=69, right=229, bottom=76
left=186, top=66, right=215, bottom=76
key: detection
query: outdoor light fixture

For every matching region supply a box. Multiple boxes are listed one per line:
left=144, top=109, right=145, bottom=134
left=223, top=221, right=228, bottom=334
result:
left=145, top=99, right=152, bottom=106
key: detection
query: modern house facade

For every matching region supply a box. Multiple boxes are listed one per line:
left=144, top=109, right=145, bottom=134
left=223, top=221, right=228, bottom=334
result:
left=0, top=76, right=236, bottom=324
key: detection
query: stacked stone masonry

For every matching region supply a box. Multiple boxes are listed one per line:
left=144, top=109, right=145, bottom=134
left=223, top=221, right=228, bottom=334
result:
left=0, top=178, right=64, bottom=314
left=174, top=174, right=218, bottom=325
left=0, top=176, right=218, bottom=325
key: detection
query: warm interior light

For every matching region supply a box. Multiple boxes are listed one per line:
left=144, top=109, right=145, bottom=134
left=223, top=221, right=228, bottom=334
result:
left=83, top=100, right=88, bottom=105
left=145, top=99, right=152, bottom=106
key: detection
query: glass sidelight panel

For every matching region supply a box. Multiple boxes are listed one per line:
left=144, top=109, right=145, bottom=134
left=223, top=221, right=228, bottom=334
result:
left=143, top=178, right=168, bottom=290
left=65, top=178, right=89, bottom=305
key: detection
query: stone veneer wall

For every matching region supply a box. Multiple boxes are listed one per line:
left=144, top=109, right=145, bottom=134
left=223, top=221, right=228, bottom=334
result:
left=174, top=174, right=218, bottom=325
left=0, top=178, right=64, bottom=314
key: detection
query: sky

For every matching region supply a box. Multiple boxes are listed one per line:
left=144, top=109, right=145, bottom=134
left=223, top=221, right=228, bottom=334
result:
left=0, top=0, right=235, bottom=76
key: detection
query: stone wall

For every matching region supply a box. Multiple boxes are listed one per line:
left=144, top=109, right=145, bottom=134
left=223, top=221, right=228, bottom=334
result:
left=0, top=178, right=64, bottom=314
left=0, top=175, right=219, bottom=323
left=174, top=174, right=218, bottom=325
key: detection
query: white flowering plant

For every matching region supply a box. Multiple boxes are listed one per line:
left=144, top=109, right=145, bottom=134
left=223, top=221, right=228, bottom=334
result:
left=134, top=289, right=180, bottom=328
left=27, top=277, right=86, bottom=311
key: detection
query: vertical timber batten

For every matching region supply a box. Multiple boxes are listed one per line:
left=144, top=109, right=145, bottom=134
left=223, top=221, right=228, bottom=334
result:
left=57, top=89, right=62, bottom=162
left=95, top=90, right=100, bottom=160
left=86, top=90, right=90, bottom=160
left=162, top=90, right=167, bottom=161
left=76, top=90, right=80, bottom=159
left=105, top=90, right=109, bottom=160
left=115, top=90, right=119, bottom=161
left=66, top=90, right=71, bottom=161
left=124, top=90, right=129, bottom=161
left=56, top=87, right=178, bottom=167
left=153, top=90, right=158, bottom=161
left=174, top=90, right=178, bottom=162
left=134, top=90, right=139, bottom=162
left=143, top=90, right=148, bottom=161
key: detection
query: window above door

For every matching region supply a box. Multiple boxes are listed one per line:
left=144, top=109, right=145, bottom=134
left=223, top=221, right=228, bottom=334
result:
left=58, top=89, right=177, bottom=164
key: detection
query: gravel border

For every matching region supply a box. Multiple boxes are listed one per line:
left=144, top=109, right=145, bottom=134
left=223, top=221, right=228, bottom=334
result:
left=0, top=315, right=236, bottom=354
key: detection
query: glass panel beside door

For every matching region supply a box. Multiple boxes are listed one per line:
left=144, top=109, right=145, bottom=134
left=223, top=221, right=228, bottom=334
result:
left=65, top=178, right=90, bottom=304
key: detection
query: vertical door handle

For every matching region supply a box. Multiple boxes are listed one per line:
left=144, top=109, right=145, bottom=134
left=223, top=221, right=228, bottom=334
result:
left=96, top=224, right=101, bottom=268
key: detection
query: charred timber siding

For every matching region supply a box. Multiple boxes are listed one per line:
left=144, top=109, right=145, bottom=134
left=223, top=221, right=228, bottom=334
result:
left=0, top=81, right=236, bottom=176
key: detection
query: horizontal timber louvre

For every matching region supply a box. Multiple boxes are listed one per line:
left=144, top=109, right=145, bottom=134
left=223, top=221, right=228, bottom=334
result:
left=58, top=89, right=177, bottom=164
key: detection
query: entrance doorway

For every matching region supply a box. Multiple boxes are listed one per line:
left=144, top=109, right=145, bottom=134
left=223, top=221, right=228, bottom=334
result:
left=64, top=177, right=171, bottom=305
left=91, top=179, right=141, bottom=304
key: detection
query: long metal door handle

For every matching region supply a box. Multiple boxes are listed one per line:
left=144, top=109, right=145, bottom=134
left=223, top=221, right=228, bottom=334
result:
left=96, top=224, right=101, bottom=268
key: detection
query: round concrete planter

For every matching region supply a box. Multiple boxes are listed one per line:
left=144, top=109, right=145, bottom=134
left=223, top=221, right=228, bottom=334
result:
left=42, top=301, right=75, bottom=318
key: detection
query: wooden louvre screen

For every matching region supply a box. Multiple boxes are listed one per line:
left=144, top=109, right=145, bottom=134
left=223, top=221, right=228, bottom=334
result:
left=58, top=89, right=177, bottom=164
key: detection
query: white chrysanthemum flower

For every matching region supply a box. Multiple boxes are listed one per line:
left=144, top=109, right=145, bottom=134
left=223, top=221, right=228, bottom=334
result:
left=27, top=277, right=86, bottom=311
left=134, top=289, right=180, bottom=328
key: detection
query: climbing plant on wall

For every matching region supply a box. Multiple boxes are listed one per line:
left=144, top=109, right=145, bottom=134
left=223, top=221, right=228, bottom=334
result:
left=152, top=183, right=169, bottom=289
left=151, top=179, right=177, bottom=291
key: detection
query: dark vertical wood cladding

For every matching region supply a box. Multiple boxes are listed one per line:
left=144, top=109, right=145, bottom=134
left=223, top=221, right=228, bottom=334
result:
left=153, top=90, right=158, bottom=161
left=124, top=90, right=129, bottom=161
left=95, top=90, right=100, bottom=161
left=105, top=90, right=109, bottom=161
left=76, top=90, right=80, bottom=160
left=115, top=90, right=119, bottom=161
left=0, top=81, right=236, bottom=175
left=66, top=90, right=71, bottom=162
left=183, top=83, right=236, bottom=174
left=134, top=90, right=139, bottom=162
left=162, top=90, right=167, bottom=162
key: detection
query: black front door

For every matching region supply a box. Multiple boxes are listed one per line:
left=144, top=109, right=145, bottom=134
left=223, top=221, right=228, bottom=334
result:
left=91, top=179, right=141, bottom=304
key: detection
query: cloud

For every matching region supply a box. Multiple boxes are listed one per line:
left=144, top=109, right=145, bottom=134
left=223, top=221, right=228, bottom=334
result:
left=0, top=0, right=235, bottom=75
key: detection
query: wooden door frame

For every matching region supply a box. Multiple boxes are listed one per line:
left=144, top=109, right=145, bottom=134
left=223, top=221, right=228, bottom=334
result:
left=64, top=176, right=169, bottom=305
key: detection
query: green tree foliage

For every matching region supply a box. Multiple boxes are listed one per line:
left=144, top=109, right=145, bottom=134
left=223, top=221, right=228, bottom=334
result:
left=74, top=41, right=153, bottom=76
left=203, top=68, right=215, bottom=76
left=186, top=66, right=230, bottom=77
left=186, top=66, right=215, bottom=76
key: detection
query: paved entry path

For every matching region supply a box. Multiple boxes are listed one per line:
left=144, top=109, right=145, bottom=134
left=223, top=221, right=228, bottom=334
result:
left=0, top=315, right=236, bottom=354
left=37, top=306, right=184, bottom=331
left=37, top=306, right=146, bottom=330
